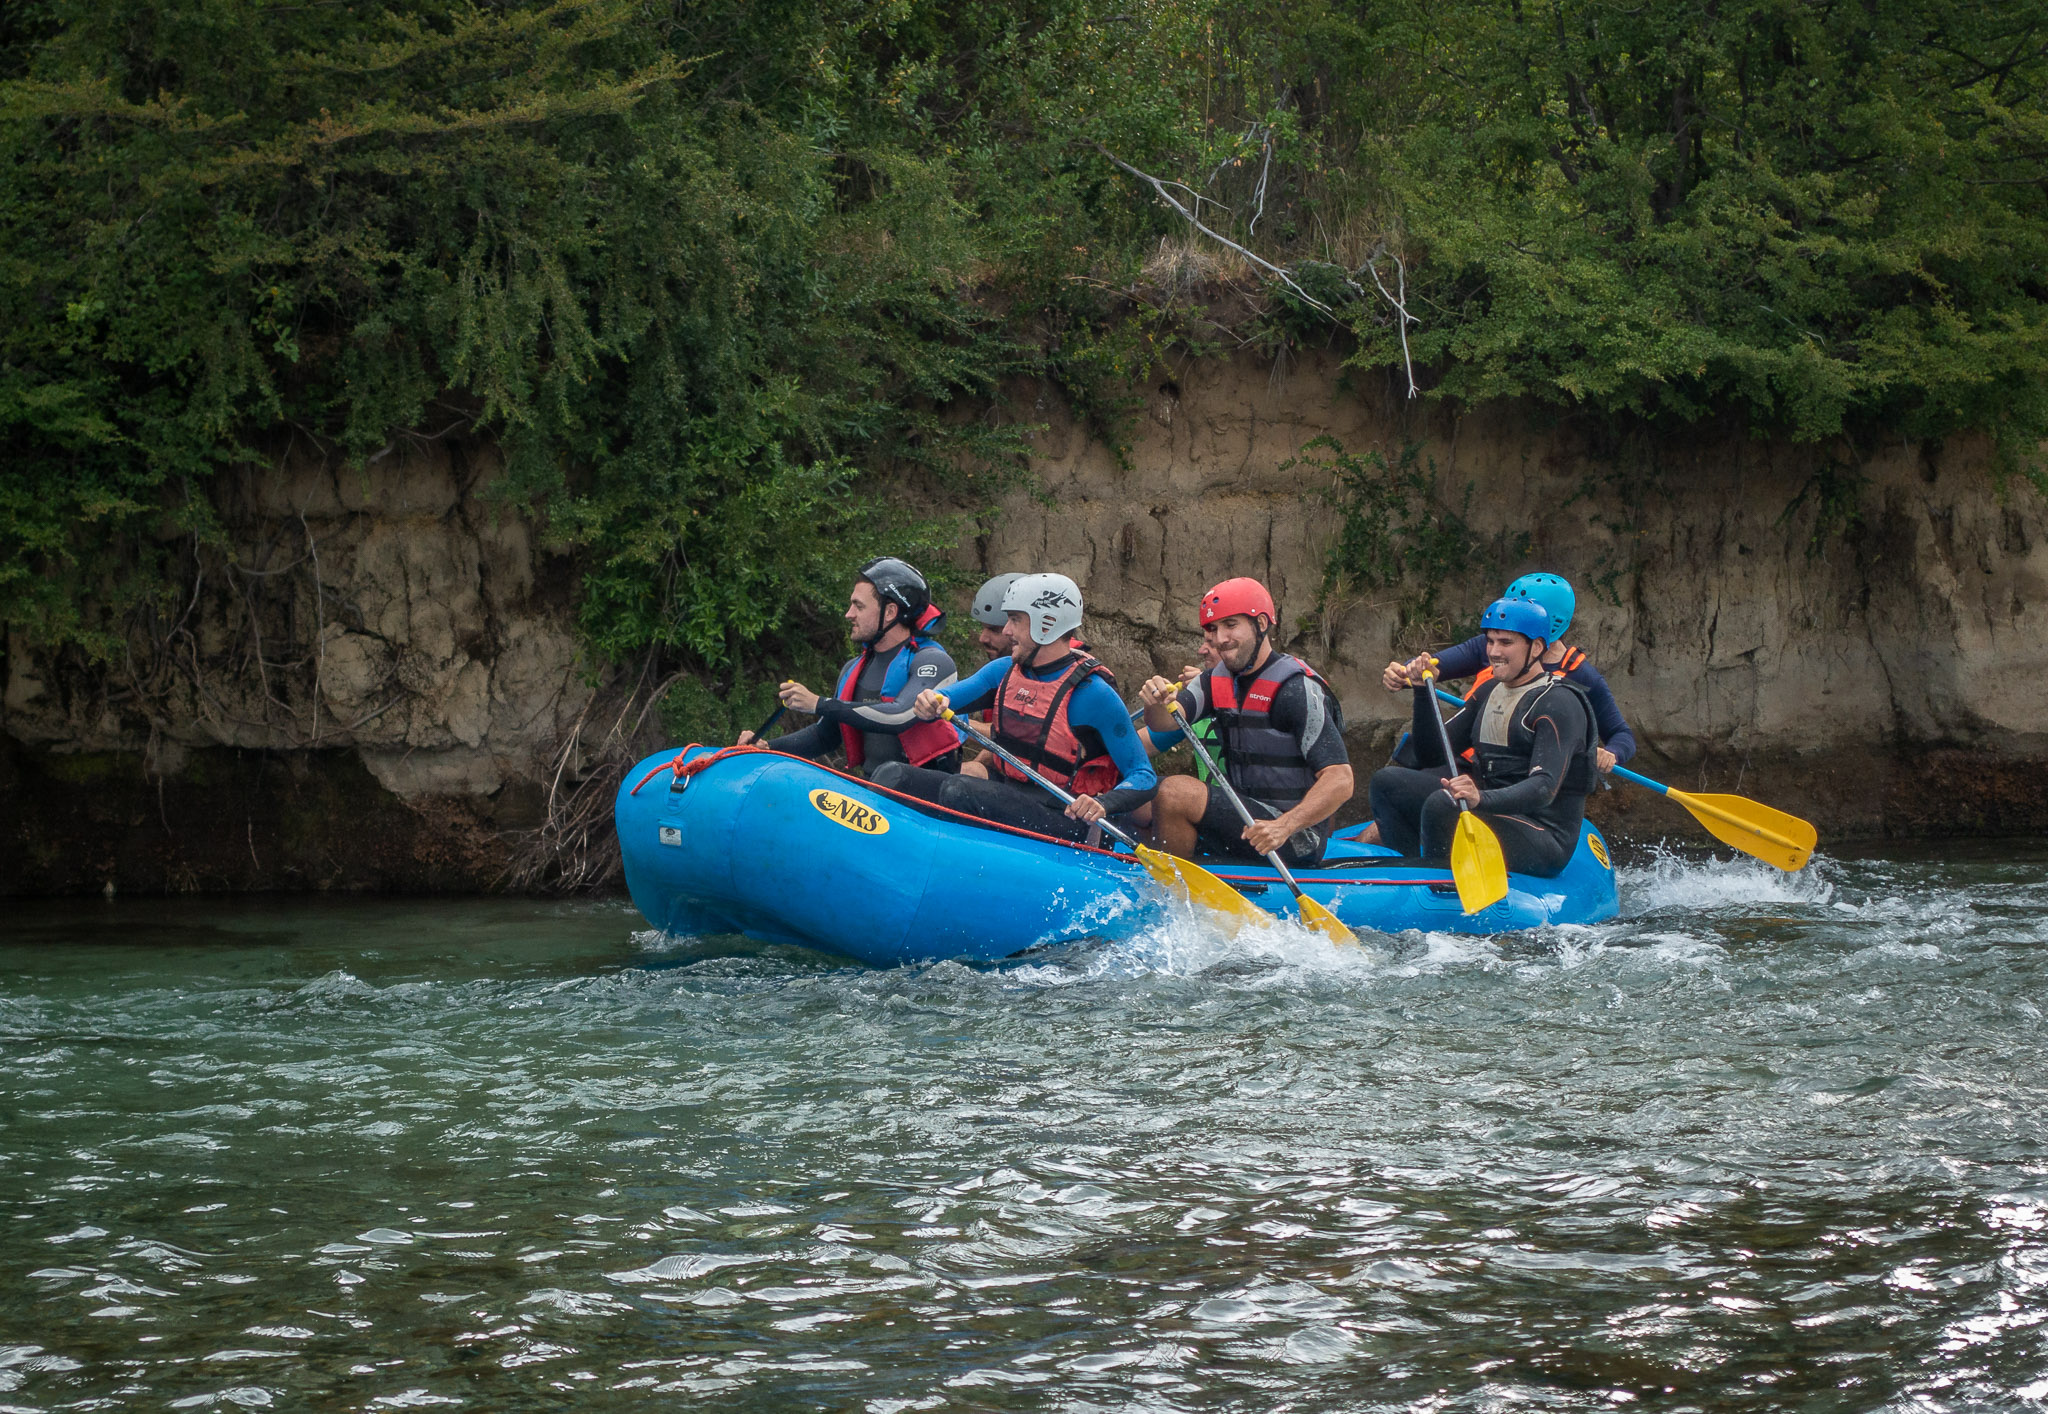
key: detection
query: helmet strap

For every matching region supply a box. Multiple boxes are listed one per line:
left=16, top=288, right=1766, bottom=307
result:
left=858, top=600, right=903, bottom=649
left=1246, top=615, right=1274, bottom=670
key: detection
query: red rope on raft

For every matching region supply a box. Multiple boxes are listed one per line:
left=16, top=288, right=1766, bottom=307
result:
left=628, top=743, right=773, bottom=795
left=645, top=746, right=1136, bottom=861
left=634, top=749, right=1432, bottom=885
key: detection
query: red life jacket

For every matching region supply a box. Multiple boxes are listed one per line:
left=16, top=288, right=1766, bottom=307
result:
left=1457, top=646, right=1586, bottom=762
left=974, top=635, right=1090, bottom=732
left=835, top=623, right=961, bottom=769
left=987, top=652, right=1121, bottom=797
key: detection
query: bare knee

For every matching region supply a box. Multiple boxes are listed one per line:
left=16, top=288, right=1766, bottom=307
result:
left=1156, top=773, right=1208, bottom=819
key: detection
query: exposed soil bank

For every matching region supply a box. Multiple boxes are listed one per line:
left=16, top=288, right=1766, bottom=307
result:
left=6, top=352, right=2046, bottom=895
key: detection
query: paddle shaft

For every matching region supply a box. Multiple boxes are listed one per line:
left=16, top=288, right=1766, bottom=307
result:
left=751, top=704, right=787, bottom=739
left=942, top=711, right=1142, bottom=851
left=1419, top=677, right=1474, bottom=808
left=1168, top=703, right=1313, bottom=898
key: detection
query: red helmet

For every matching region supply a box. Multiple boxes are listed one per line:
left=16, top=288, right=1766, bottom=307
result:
left=1198, top=577, right=1277, bottom=628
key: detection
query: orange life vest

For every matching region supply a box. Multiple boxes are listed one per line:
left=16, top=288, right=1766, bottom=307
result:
left=987, top=652, right=1121, bottom=797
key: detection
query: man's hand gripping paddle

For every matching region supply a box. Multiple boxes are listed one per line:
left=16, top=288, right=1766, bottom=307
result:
left=1419, top=671, right=1509, bottom=914
left=938, top=708, right=1271, bottom=933
left=1423, top=684, right=1815, bottom=872
left=1167, top=701, right=1357, bottom=946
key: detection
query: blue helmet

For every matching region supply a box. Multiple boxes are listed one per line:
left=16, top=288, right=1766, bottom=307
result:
left=1503, top=572, right=1574, bottom=641
left=1480, top=597, right=1551, bottom=643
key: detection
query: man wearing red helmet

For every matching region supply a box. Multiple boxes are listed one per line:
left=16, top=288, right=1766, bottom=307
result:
left=1137, top=577, right=1353, bottom=866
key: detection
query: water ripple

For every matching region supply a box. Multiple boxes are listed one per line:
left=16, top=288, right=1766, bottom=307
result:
left=3, top=853, right=2047, bottom=1408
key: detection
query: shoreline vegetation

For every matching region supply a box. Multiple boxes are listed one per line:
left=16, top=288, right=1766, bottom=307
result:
left=4, top=0, right=2045, bottom=889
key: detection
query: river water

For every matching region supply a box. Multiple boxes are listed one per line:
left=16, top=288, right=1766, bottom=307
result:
left=3, top=846, right=2046, bottom=1412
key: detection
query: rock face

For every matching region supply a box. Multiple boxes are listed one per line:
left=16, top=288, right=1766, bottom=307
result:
left=2, top=441, right=593, bottom=893
left=5, top=353, right=2046, bottom=895
left=964, top=352, right=2048, bottom=842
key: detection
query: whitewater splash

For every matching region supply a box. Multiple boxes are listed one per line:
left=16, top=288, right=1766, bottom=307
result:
left=634, top=847, right=1862, bottom=984
left=1618, top=844, right=1838, bottom=914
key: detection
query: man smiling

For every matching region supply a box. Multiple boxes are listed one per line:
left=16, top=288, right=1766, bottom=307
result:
left=1368, top=597, right=1599, bottom=878
left=1138, top=578, right=1352, bottom=866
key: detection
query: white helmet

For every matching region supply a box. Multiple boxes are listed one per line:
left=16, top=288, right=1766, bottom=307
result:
left=971, top=573, right=1023, bottom=628
left=1001, top=572, right=1083, bottom=646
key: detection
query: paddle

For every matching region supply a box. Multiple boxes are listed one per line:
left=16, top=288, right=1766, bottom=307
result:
left=1610, top=766, right=1815, bottom=872
left=741, top=701, right=787, bottom=744
left=1418, top=675, right=1509, bottom=914
left=937, top=708, right=1273, bottom=934
left=1424, top=683, right=1817, bottom=872
left=1167, top=701, right=1357, bottom=946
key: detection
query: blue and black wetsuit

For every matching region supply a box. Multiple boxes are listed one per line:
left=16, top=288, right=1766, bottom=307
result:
left=872, top=654, right=1157, bottom=843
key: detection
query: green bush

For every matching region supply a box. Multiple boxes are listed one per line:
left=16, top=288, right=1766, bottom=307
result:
left=4, top=0, right=2041, bottom=676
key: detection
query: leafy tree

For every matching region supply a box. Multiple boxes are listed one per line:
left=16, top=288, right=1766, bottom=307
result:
left=4, top=0, right=2042, bottom=674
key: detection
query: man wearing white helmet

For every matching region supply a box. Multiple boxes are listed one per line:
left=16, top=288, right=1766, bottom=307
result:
left=872, top=573, right=1158, bottom=841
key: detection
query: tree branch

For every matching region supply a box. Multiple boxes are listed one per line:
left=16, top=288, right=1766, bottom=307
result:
left=1094, top=143, right=1331, bottom=315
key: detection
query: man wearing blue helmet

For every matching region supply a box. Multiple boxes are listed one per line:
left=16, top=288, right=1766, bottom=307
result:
left=1381, top=571, right=1635, bottom=772
left=1368, top=597, right=1600, bottom=879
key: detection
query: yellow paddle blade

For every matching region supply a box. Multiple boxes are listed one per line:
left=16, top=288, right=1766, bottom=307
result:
left=1667, top=789, right=1817, bottom=872
left=1293, top=891, right=1358, bottom=947
left=1451, top=811, right=1510, bottom=914
left=1134, top=845, right=1270, bottom=933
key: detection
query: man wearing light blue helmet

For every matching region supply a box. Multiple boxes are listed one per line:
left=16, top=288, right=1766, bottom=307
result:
left=1369, top=597, right=1599, bottom=879
left=1382, top=571, right=1635, bottom=772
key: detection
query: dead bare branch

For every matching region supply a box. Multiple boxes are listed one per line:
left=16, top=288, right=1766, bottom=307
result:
left=1362, top=250, right=1422, bottom=399
left=1095, top=143, right=1333, bottom=316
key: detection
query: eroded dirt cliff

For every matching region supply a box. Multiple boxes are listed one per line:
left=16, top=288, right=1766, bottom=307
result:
left=5, top=353, right=2045, bottom=894
left=973, top=352, right=2048, bottom=844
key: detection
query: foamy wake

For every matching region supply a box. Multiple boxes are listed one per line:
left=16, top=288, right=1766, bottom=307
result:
left=1619, top=846, right=1836, bottom=916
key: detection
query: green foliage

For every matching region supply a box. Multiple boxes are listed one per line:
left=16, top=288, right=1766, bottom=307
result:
left=4, top=0, right=2043, bottom=672
left=1358, top=0, right=2048, bottom=461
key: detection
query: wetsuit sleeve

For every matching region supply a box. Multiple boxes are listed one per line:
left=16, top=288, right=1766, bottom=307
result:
left=1476, top=686, right=1591, bottom=814
left=933, top=656, right=1011, bottom=717
left=1431, top=635, right=1488, bottom=683
left=1066, top=676, right=1158, bottom=814
left=1266, top=675, right=1349, bottom=772
left=765, top=716, right=839, bottom=761
left=1146, top=676, right=1209, bottom=752
left=812, top=643, right=959, bottom=735
left=1568, top=661, right=1637, bottom=764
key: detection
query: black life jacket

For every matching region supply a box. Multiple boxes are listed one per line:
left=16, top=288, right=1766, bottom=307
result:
left=1464, top=674, right=1599, bottom=797
left=1205, top=652, right=1329, bottom=815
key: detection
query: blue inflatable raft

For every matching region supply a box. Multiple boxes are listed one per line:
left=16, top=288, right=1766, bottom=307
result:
left=616, top=746, right=1620, bottom=967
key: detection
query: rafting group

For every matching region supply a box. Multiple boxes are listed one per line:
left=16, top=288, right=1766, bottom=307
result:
left=619, top=556, right=1818, bottom=958
left=732, top=556, right=1636, bottom=898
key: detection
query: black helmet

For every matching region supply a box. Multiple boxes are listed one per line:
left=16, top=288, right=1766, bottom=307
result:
left=857, top=557, right=931, bottom=635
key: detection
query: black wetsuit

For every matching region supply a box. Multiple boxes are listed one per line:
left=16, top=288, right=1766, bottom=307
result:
left=769, top=638, right=961, bottom=774
left=1368, top=675, right=1596, bottom=878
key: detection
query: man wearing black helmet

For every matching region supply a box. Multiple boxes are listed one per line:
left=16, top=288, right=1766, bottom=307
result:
left=740, top=558, right=963, bottom=776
